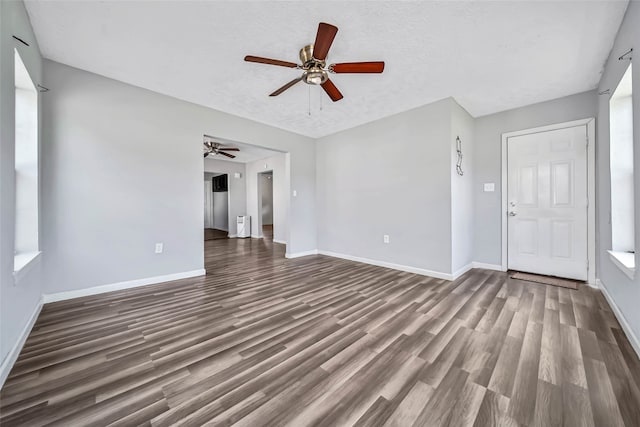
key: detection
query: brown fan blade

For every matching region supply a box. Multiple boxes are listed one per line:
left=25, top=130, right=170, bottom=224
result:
left=321, top=79, right=343, bottom=102
left=269, top=78, right=303, bottom=97
left=313, top=23, right=338, bottom=61
left=218, top=147, right=240, bottom=151
left=330, top=61, right=385, bottom=73
left=218, top=151, right=236, bottom=159
left=244, top=55, right=298, bottom=68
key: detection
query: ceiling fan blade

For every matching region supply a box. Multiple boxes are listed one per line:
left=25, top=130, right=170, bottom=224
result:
left=321, top=79, right=343, bottom=102
left=244, top=55, right=298, bottom=68
left=218, top=147, right=240, bottom=151
left=330, top=61, right=385, bottom=73
left=313, top=22, right=338, bottom=61
left=204, top=152, right=210, bottom=158
left=270, top=78, right=303, bottom=97
left=218, top=151, right=236, bottom=159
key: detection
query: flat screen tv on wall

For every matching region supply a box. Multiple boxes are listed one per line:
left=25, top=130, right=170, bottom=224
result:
left=213, top=174, right=228, bottom=192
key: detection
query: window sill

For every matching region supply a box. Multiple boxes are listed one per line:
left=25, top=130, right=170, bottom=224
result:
left=608, top=250, right=635, bottom=280
left=13, top=251, right=42, bottom=285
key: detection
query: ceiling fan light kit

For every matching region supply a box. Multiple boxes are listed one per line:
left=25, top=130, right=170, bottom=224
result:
left=244, top=22, right=384, bottom=102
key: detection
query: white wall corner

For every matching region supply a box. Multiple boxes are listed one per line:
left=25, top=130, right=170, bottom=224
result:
left=452, top=263, right=473, bottom=280
left=285, top=249, right=318, bottom=259
left=273, top=239, right=287, bottom=245
left=587, top=278, right=601, bottom=289
left=42, top=269, right=206, bottom=303
left=471, top=262, right=506, bottom=272
left=0, top=301, right=43, bottom=389
left=598, top=278, right=640, bottom=360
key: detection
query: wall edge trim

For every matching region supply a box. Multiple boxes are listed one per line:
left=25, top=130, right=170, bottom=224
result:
left=598, top=278, right=640, bottom=360
left=0, top=301, right=43, bottom=389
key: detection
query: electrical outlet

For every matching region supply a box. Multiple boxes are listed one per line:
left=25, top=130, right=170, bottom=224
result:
left=155, top=243, right=163, bottom=254
left=483, top=183, right=495, bottom=192
left=383, top=235, right=390, bottom=244
left=293, top=190, right=297, bottom=197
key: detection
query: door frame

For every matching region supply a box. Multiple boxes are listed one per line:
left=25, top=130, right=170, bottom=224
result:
left=500, top=118, right=596, bottom=285
left=256, top=170, right=274, bottom=238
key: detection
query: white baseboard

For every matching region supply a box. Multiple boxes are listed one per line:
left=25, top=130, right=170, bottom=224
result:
left=285, top=250, right=319, bottom=259
left=228, top=234, right=238, bottom=238
left=471, top=262, right=505, bottom=271
left=273, top=239, right=286, bottom=245
left=598, top=278, right=640, bottom=359
left=0, top=300, right=42, bottom=389
left=251, top=234, right=263, bottom=239
left=318, top=250, right=454, bottom=281
left=42, top=269, right=206, bottom=303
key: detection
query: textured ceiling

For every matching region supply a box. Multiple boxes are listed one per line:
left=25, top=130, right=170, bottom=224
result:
left=25, top=1, right=628, bottom=138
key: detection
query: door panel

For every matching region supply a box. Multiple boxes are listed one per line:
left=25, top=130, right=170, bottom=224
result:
left=507, top=125, right=588, bottom=280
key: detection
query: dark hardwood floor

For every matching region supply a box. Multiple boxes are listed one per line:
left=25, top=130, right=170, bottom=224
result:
left=1, top=238, right=640, bottom=426
left=204, top=228, right=228, bottom=241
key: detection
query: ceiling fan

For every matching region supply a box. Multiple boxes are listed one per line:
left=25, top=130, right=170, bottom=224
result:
left=244, top=22, right=384, bottom=102
left=203, top=135, right=240, bottom=159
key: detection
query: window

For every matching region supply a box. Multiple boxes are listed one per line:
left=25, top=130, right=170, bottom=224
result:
left=14, top=48, right=40, bottom=281
left=609, top=63, right=635, bottom=278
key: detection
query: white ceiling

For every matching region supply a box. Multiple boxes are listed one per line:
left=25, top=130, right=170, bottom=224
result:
left=25, top=1, right=628, bottom=138
left=204, top=136, right=282, bottom=164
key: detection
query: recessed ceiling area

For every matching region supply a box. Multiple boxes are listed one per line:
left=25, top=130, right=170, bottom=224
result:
left=25, top=0, right=628, bottom=138
left=204, top=137, right=282, bottom=164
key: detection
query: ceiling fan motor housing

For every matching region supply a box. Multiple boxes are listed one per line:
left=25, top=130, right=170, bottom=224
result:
left=300, top=44, right=328, bottom=85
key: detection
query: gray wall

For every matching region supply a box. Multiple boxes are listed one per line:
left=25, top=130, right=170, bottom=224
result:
left=42, top=60, right=316, bottom=294
left=212, top=191, right=229, bottom=231
left=595, top=2, right=640, bottom=341
left=316, top=99, right=454, bottom=274
left=204, top=161, right=247, bottom=233
left=0, top=0, right=45, bottom=380
left=473, top=90, right=598, bottom=266
left=203, top=172, right=229, bottom=232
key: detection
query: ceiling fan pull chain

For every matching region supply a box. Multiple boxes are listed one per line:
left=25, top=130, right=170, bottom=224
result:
left=320, top=86, right=323, bottom=111
left=308, top=85, right=312, bottom=116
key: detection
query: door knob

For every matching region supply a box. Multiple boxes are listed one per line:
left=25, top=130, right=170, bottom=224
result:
left=508, top=211, right=517, bottom=216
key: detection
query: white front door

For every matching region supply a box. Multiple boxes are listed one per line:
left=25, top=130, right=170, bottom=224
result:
left=507, top=125, right=588, bottom=280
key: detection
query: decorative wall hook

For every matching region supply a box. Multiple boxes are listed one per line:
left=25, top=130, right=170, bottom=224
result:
left=456, top=136, right=464, bottom=176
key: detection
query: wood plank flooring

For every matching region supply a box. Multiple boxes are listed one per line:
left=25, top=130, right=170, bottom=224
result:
left=1, top=237, right=640, bottom=426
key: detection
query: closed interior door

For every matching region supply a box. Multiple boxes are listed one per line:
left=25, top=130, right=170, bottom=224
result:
left=507, top=125, right=588, bottom=280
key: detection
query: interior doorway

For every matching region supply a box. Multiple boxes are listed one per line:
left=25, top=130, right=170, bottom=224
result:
left=204, top=172, right=229, bottom=240
left=258, top=171, right=273, bottom=240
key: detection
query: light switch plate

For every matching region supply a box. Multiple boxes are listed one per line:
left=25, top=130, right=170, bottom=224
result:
left=484, top=183, right=495, bottom=192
